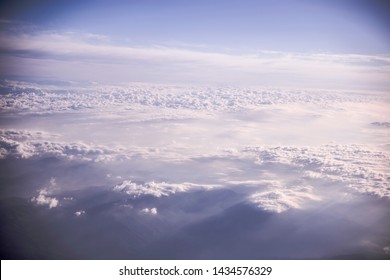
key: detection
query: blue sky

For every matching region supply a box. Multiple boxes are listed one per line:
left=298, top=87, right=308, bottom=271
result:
left=1, top=0, right=390, bottom=90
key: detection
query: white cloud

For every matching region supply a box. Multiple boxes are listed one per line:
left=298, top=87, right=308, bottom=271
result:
left=114, top=180, right=214, bottom=198
left=2, top=126, right=389, bottom=202
left=0, top=129, right=126, bottom=161
left=249, top=185, right=321, bottom=213
left=74, top=210, right=86, bottom=217
left=1, top=81, right=387, bottom=115
left=140, top=208, right=158, bottom=215
left=30, top=178, right=60, bottom=208
left=1, top=80, right=389, bottom=209
left=242, top=144, right=390, bottom=199
left=31, top=189, right=59, bottom=209
left=0, top=128, right=194, bottom=162
left=31, top=177, right=59, bottom=209
left=1, top=30, right=389, bottom=89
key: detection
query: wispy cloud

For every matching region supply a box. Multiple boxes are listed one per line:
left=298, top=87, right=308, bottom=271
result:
left=1, top=29, right=390, bottom=89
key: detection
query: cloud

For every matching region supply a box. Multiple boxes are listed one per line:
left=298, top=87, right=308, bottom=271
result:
left=31, top=189, right=59, bottom=208
left=140, top=208, right=158, bottom=215
left=1, top=127, right=389, bottom=203
left=1, top=80, right=387, bottom=115
left=114, top=180, right=214, bottom=198
left=0, top=129, right=59, bottom=159
left=31, top=178, right=59, bottom=209
left=371, top=122, right=390, bottom=128
left=1, top=79, right=389, bottom=210
left=110, top=143, right=390, bottom=212
left=249, top=185, right=321, bottom=213
left=74, top=210, right=86, bottom=217
left=225, top=179, right=322, bottom=213
left=1, top=30, right=389, bottom=89
left=242, top=144, right=390, bottom=199
left=0, top=129, right=127, bottom=161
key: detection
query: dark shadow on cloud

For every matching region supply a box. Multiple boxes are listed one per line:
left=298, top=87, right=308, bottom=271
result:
left=0, top=197, right=76, bottom=259
left=0, top=186, right=162, bottom=259
left=1, top=184, right=390, bottom=259
left=371, top=122, right=390, bottom=128
left=139, top=199, right=390, bottom=260
left=1, top=153, right=390, bottom=260
left=140, top=203, right=274, bottom=260
left=0, top=157, right=246, bottom=259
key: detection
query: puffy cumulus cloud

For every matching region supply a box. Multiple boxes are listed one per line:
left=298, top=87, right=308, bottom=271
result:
left=31, top=191, right=59, bottom=208
left=2, top=127, right=389, bottom=203
left=0, top=128, right=190, bottom=162
left=0, top=129, right=50, bottom=141
left=0, top=129, right=128, bottom=161
left=31, top=189, right=59, bottom=208
left=114, top=180, right=215, bottom=198
left=249, top=185, right=321, bottom=213
left=0, top=129, right=56, bottom=159
left=0, top=129, right=57, bottom=159
left=2, top=128, right=389, bottom=202
left=31, top=179, right=59, bottom=209
left=114, top=180, right=187, bottom=198
left=0, top=138, right=34, bottom=159
left=74, top=210, right=86, bottom=217
left=140, top=208, right=158, bottom=215
left=1, top=80, right=387, bottom=114
left=243, top=144, right=390, bottom=199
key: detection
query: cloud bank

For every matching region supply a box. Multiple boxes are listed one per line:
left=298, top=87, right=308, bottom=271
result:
left=1, top=83, right=388, bottom=217
left=1, top=29, right=390, bottom=90
left=1, top=80, right=387, bottom=115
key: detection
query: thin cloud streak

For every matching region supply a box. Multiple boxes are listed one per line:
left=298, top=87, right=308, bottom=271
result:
left=1, top=30, right=390, bottom=90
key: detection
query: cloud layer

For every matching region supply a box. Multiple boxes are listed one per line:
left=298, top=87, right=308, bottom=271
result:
left=1, top=80, right=388, bottom=115
left=1, top=29, right=390, bottom=89
left=1, top=83, right=388, bottom=216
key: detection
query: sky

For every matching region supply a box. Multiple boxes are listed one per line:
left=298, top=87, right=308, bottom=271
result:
left=1, top=0, right=390, bottom=90
left=1, top=0, right=390, bottom=261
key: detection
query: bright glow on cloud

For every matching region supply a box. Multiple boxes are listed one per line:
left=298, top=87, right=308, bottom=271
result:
left=114, top=180, right=214, bottom=198
left=249, top=185, right=321, bottom=213
left=243, top=145, right=390, bottom=199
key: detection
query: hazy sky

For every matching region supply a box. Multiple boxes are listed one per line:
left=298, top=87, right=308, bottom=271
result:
left=1, top=0, right=390, bottom=90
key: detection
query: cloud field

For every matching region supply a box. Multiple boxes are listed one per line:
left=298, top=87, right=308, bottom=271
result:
left=0, top=80, right=389, bottom=259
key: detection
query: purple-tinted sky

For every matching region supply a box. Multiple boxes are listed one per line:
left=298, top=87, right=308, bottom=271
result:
left=1, top=0, right=390, bottom=89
